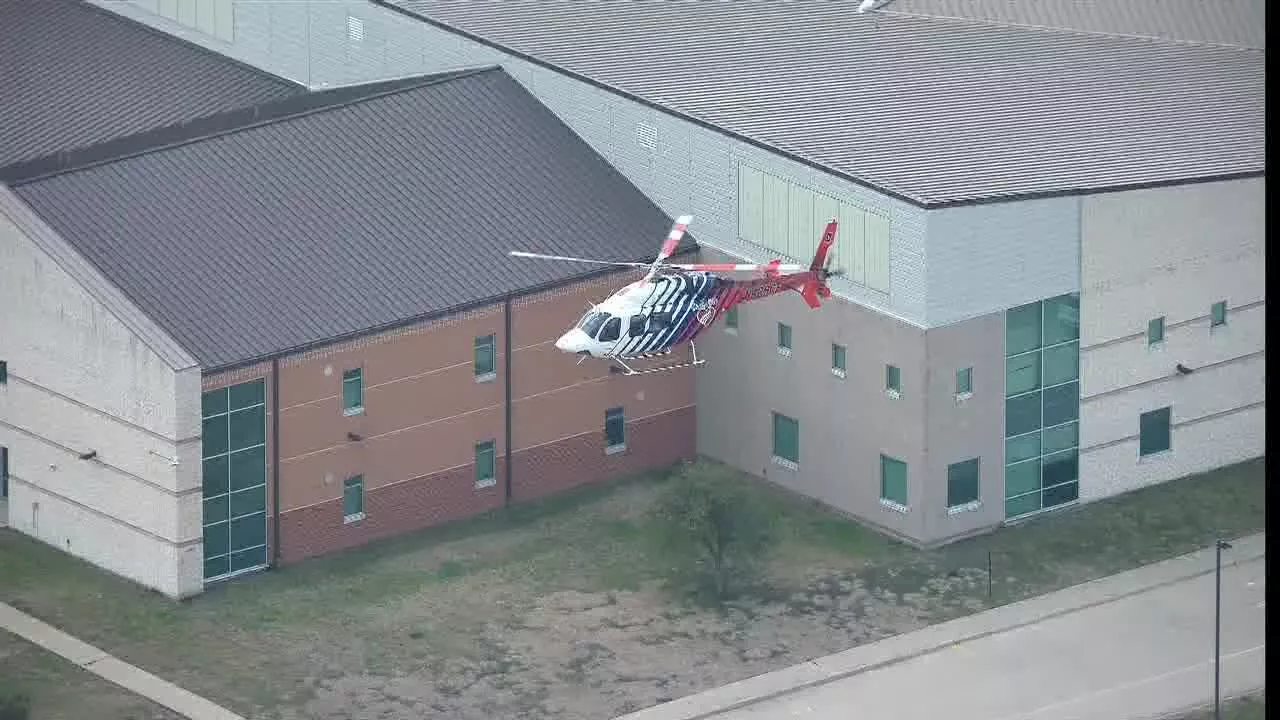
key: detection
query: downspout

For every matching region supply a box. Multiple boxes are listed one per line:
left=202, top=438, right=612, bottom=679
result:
left=271, top=356, right=282, bottom=566
left=504, top=296, right=514, bottom=506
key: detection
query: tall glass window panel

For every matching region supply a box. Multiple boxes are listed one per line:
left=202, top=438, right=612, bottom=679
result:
left=1006, top=302, right=1042, bottom=356
left=1042, top=382, right=1079, bottom=427
left=1042, top=294, right=1080, bottom=345
left=1005, top=392, right=1041, bottom=437
left=1006, top=352, right=1041, bottom=396
left=1042, top=342, right=1079, bottom=387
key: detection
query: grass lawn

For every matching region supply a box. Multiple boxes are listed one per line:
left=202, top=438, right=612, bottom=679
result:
left=0, top=630, right=181, bottom=720
left=1177, top=692, right=1266, bottom=720
left=0, top=457, right=1265, bottom=720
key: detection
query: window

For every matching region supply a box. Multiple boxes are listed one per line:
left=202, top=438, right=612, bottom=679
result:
left=880, top=455, right=907, bottom=508
left=474, top=334, right=496, bottom=379
left=1139, top=407, right=1172, bottom=456
left=629, top=314, right=647, bottom=336
left=832, top=343, right=847, bottom=377
left=342, top=368, right=363, bottom=415
left=343, top=475, right=365, bottom=522
left=724, top=306, right=739, bottom=331
left=475, top=440, right=496, bottom=488
left=1147, top=317, right=1165, bottom=345
left=599, top=316, right=622, bottom=342
left=605, top=407, right=626, bottom=452
left=956, top=367, right=973, bottom=396
left=1210, top=301, right=1227, bottom=327
left=885, top=365, right=901, bottom=395
left=648, top=311, right=673, bottom=331
left=1, top=446, right=8, bottom=499
left=1003, top=294, right=1080, bottom=519
left=200, top=380, right=268, bottom=580
left=946, top=458, right=980, bottom=509
left=777, top=323, right=792, bottom=353
left=772, top=412, right=799, bottom=466
left=0, top=360, right=6, bottom=384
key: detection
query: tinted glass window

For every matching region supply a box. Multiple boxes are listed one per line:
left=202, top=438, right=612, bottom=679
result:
left=598, top=316, right=622, bottom=342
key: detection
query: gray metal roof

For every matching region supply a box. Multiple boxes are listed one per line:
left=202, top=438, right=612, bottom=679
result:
left=384, top=0, right=1265, bottom=206
left=11, top=68, right=687, bottom=371
left=884, top=0, right=1266, bottom=49
left=0, top=0, right=302, bottom=170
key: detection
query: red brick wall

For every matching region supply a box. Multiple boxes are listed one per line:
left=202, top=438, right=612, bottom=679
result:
left=513, top=405, right=695, bottom=502
left=251, top=271, right=697, bottom=566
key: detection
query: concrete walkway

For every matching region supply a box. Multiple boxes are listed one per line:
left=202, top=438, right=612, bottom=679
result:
left=618, top=532, right=1266, bottom=720
left=0, top=601, right=245, bottom=720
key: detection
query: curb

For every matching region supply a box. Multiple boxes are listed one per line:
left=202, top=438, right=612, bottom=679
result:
left=616, top=533, right=1267, bottom=720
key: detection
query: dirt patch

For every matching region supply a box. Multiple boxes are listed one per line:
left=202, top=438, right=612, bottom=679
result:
left=298, top=563, right=991, bottom=720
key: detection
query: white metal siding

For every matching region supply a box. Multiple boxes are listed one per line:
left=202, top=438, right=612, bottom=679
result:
left=1077, top=178, right=1265, bottom=501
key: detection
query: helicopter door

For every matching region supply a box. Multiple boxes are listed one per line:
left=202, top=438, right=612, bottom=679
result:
left=595, top=315, right=623, bottom=355
left=628, top=314, right=647, bottom=337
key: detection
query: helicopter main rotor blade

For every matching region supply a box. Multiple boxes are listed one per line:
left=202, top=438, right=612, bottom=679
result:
left=508, top=251, right=652, bottom=268
left=666, top=262, right=808, bottom=273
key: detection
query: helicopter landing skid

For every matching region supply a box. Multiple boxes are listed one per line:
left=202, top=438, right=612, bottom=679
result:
left=610, top=342, right=706, bottom=376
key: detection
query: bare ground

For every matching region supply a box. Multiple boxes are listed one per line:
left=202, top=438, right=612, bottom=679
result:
left=0, top=457, right=1266, bottom=720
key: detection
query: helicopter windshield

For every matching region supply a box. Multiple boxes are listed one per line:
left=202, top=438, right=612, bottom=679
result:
left=577, top=311, right=607, bottom=338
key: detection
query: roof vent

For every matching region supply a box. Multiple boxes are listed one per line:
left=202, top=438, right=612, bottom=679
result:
left=347, top=15, right=365, bottom=43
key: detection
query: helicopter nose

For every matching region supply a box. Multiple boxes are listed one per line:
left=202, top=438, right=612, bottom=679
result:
left=556, top=329, right=589, bottom=353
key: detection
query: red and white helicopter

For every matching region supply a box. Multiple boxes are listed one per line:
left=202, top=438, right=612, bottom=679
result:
left=509, top=215, right=840, bottom=375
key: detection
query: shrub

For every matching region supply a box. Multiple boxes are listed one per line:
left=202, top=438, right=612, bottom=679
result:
left=0, top=692, right=30, bottom=720
left=650, top=461, right=779, bottom=602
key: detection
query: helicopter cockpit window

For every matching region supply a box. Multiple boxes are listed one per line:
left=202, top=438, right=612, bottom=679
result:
left=578, top=312, right=607, bottom=338
left=597, top=315, right=622, bottom=342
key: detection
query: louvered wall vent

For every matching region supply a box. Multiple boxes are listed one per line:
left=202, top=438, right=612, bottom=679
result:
left=636, top=122, right=657, bottom=150
left=347, top=15, right=365, bottom=43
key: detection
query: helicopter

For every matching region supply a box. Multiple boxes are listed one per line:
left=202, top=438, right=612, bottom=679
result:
left=509, top=215, right=840, bottom=375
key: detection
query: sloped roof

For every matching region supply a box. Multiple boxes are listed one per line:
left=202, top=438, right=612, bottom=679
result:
left=0, top=0, right=302, bottom=170
left=381, top=0, right=1265, bottom=207
left=10, top=68, right=688, bottom=371
left=883, top=0, right=1265, bottom=49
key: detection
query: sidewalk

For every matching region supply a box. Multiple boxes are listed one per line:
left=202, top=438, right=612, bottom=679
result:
left=0, top=601, right=245, bottom=720
left=617, top=532, right=1267, bottom=720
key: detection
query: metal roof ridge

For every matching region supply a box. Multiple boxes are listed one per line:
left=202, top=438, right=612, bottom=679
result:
left=2, top=65, right=505, bottom=187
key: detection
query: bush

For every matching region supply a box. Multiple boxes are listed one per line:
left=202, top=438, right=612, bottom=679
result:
left=0, top=692, right=30, bottom=720
left=650, top=461, right=779, bottom=602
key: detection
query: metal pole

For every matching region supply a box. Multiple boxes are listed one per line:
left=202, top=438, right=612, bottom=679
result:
left=987, top=551, right=993, bottom=599
left=1214, top=539, right=1232, bottom=720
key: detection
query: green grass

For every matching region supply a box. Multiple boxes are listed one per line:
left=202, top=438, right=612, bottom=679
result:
left=1177, top=692, right=1266, bottom=720
left=0, top=456, right=1266, bottom=719
left=0, top=630, right=180, bottom=720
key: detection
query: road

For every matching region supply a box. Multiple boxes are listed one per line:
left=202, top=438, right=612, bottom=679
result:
left=709, top=554, right=1265, bottom=720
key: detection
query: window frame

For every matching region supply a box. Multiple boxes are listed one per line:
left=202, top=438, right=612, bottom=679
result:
left=956, top=367, right=973, bottom=396
left=474, top=440, right=497, bottom=488
left=885, top=364, right=901, bottom=397
left=1210, top=301, right=1228, bottom=327
left=1139, top=406, right=1172, bottom=457
left=341, top=368, right=364, bottom=416
left=777, top=322, right=792, bottom=355
left=946, top=458, right=981, bottom=511
left=343, top=474, right=365, bottom=523
left=831, top=343, right=847, bottom=378
left=1147, top=317, right=1165, bottom=346
left=879, top=454, right=908, bottom=510
left=771, top=412, right=799, bottom=468
left=604, top=407, right=626, bottom=453
left=474, top=334, right=497, bottom=381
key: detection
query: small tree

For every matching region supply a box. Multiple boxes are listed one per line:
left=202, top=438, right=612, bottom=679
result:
left=651, top=461, right=779, bottom=602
